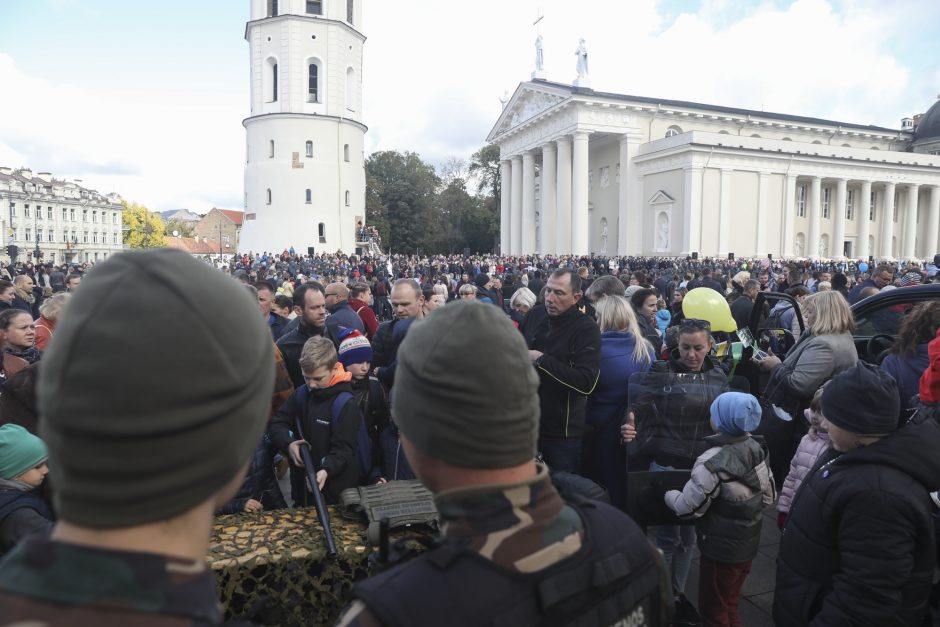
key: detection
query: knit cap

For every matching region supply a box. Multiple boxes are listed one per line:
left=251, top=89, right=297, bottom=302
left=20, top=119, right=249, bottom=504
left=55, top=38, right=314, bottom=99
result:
left=822, top=362, right=899, bottom=436
left=899, top=271, right=922, bottom=287
left=393, top=300, right=539, bottom=469
left=337, top=327, right=373, bottom=367
left=38, top=249, right=275, bottom=528
left=709, top=392, right=762, bottom=436
left=920, top=327, right=940, bottom=403
left=0, top=424, right=47, bottom=480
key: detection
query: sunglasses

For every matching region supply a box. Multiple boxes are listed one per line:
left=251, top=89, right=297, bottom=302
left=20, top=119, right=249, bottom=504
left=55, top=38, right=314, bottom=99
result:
left=679, top=318, right=711, bottom=332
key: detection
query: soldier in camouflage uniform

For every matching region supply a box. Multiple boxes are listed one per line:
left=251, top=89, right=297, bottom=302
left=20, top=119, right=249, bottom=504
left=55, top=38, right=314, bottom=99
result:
left=335, top=300, right=671, bottom=627
left=0, top=249, right=275, bottom=626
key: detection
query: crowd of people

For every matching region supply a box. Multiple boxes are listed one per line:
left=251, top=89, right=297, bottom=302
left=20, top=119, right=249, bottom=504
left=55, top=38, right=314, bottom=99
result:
left=0, top=247, right=938, bottom=626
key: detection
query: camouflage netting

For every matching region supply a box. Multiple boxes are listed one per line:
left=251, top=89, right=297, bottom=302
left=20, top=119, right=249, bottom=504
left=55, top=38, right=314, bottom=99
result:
left=208, top=506, right=427, bottom=627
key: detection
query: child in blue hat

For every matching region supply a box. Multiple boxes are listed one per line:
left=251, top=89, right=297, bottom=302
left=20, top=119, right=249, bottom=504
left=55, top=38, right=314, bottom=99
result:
left=664, top=392, right=776, bottom=626
left=0, top=424, right=54, bottom=555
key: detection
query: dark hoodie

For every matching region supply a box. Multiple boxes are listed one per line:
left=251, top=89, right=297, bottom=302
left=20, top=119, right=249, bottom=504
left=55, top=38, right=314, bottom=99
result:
left=774, top=417, right=940, bottom=626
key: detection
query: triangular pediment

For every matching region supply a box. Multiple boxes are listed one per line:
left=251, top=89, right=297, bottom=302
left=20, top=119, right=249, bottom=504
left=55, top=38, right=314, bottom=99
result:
left=648, top=190, right=675, bottom=205
left=487, top=82, right=572, bottom=142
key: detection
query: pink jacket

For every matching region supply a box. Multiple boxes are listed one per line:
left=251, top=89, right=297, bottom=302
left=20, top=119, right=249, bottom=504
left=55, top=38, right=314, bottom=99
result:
left=777, top=430, right=830, bottom=513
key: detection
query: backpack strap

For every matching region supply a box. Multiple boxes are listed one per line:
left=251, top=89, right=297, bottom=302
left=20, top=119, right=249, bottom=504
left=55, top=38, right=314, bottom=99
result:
left=331, top=391, right=355, bottom=426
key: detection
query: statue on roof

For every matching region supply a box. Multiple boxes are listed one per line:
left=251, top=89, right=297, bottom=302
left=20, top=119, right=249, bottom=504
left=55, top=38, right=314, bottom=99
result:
left=575, top=38, right=588, bottom=78
left=535, top=35, right=544, bottom=72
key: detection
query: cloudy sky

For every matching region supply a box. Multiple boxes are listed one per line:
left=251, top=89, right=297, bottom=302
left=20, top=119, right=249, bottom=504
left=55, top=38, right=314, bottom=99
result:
left=0, top=0, right=938, bottom=213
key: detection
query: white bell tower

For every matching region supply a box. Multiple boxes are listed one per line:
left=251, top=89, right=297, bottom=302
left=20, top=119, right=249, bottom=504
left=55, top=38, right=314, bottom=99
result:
left=240, top=0, right=367, bottom=255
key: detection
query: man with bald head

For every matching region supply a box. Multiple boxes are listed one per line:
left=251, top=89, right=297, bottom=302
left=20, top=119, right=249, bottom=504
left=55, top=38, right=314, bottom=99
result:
left=371, top=280, right=425, bottom=369
left=324, top=281, right=366, bottom=337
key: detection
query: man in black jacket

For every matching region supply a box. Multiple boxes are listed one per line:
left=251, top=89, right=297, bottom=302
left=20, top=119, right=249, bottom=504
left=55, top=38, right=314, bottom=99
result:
left=276, top=282, right=337, bottom=388
left=527, top=269, right=600, bottom=473
left=774, top=363, right=940, bottom=626
left=371, top=280, right=424, bottom=369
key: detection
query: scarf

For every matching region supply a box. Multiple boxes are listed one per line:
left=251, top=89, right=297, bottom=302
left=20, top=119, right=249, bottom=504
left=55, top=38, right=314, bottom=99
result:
left=0, top=476, right=34, bottom=492
left=6, top=346, right=41, bottom=365
left=14, top=287, right=35, bottom=305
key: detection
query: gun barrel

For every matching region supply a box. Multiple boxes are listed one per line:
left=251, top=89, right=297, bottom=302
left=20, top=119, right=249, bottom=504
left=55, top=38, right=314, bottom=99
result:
left=296, top=422, right=338, bottom=557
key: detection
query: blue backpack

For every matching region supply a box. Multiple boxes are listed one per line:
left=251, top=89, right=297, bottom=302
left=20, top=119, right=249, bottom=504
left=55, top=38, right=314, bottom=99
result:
left=294, top=386, right=373, bottom=479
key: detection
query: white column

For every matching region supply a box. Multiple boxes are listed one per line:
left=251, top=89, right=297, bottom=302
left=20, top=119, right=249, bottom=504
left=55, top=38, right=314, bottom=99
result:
left=499, top=160, right=511, bottom=255
left=756, top=172, right=769, bottom=256
left=807, top=176, right=821, bottom=258
left=927, top=186, right=940, bottom=258
left=618, top=135, right=638, bottom=255
left=833, top=178, right=847, bottom=259
left=880, top=182, right=896, bottom=259
left=903, top=184, right=920, bottom=260
left=510, top=156, right=522, bottom=255
left=782, top=174, right=796, bottom=257
left=682, top=166, right=703, bottom=256
left=571, top=131, right=590, bottom=255
left=857, top=180, right=872, bottom=259
left=521, top=151, right=536, bottom=254
left=718, top=168, right=733, bottom=256
left=555, top=137, right=572, bottom=254
left=540, top=143, right=557, bottom=255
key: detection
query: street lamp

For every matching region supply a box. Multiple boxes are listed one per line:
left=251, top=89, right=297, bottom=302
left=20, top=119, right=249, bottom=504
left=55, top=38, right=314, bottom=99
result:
left=218, top=210, right=223, bottom=264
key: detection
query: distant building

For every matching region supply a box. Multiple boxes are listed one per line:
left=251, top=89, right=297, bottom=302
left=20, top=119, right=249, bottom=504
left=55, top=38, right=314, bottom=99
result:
left=162, top=208, right=204, bottom=230
left=194, top=208, right=243, bottom=256
left=238, top=0, right=367, bottom=255
left=165, top=235, right=233, bottom=259
left=0, top=166, right=125, bottom=264
left=490, top=79, right=940, bottom=260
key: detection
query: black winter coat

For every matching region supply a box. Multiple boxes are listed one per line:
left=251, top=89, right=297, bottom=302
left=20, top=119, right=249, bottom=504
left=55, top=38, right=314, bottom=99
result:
left=268, top=381, right=361, bottom=503
left=774, top=417, right=940, bottom=626
left=528, top=305, right=601, bottom=439
left=275, top=321, right=337, bottom=388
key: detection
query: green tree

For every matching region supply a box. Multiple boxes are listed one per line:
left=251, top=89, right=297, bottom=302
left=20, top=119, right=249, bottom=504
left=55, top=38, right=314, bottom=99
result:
left=164, top=220, right=194, bottom=238
left=365, top=151, right=439, bottom=253
left=469, top=143, right=501, bottom=199
left=122, top=200, right=167, bottom=248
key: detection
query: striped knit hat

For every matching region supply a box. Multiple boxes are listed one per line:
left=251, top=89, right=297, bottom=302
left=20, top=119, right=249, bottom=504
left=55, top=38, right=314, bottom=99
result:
left=337, top=327, right=373, bottom=367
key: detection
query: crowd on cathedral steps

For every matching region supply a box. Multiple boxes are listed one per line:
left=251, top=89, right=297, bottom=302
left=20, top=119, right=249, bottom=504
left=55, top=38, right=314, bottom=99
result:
left=0, top=248, right=937, bottom=627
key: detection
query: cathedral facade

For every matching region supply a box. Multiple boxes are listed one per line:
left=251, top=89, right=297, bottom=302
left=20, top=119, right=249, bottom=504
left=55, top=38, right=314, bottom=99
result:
left=489, top=79, right=940, bottom=260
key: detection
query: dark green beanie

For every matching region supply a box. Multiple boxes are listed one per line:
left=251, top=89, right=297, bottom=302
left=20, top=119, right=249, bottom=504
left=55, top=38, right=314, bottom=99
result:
left=38, top=249, right=274, bottom=528
left=393, top=300, right=539, bottom=469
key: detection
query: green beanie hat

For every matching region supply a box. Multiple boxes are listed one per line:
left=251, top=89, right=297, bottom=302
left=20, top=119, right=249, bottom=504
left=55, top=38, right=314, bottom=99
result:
left=393, top=300, right=539, bottom=469
left=38, top=249, right=275, bottom=528
left=0, top=424, right=47, bottom=480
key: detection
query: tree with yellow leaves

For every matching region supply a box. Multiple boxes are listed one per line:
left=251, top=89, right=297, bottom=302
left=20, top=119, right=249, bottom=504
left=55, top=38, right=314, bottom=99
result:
left=122, top=200, right=167, bottom=248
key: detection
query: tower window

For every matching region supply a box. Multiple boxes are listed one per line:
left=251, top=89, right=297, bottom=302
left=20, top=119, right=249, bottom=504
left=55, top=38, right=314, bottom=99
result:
left=348, top=0, right=354, bottom=24
left=318, top=222, right=326, bottom=243
left=345, top=190, right=350, bottom=206
left=665, top=125, right=682, bottom=138
left=272, top=63, right=278, bottom=102
left=306, top=140, right=313, bottom=158
left=306, top=1, right=323, bottom=15
left=269, top=140, right=275, bottom=158
left=343, top=144, right=350, bottom=162
left=266, top=189, right=272, bottom=205
left=345, top=67, right=356, bottom=111
left=268, top=0, right=278, bottom=17
left=305, top=189, right=312, bottom=204
left=308, top=63, right=319, bottom=103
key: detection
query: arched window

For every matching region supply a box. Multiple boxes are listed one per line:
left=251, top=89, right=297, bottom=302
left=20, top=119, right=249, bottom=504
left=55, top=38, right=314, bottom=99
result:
left=812, top=140, right=823, bottom=145
left=345, top=190, right=350, bottom=206
left=346, top=67, right=356, bottom=111
left=268, top=0, right=278, bottom=17
left=718, top=130, right=731, bottom=135
left=269, top=140, right=274, bottom=158
left=305, top=189, right=312, bottom=204
left=318, top=222, right=326, bottom=243
left=264, top=58, right=279, bottom=103
left=750, top=134, right=761, bottom=138
left=664, top=125, right=682, bottom=138
left=782, top=137, right=792, bottom=141
left=266, top=189, right=272, bottom=205
left=343, top=144, right=350, bottom=162
left=305, top=140, right=313, bottom=158
left=308, top=63, right=319, bottom=103
left=347, top=0, right=354, bottom=24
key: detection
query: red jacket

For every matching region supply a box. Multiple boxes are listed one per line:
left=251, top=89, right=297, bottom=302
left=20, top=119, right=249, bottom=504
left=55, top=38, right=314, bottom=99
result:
left=348, top=298, right=378, bottom=340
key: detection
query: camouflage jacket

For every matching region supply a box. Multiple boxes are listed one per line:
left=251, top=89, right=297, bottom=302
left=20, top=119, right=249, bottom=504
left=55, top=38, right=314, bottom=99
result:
left=334, top=463, right=585, bottom=626
left=0, top=537, right=227, bottom=626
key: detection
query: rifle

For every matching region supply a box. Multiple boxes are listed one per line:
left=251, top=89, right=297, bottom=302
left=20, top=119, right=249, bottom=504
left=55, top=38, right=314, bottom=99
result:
left=295, top=416, right=338, bottom=557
